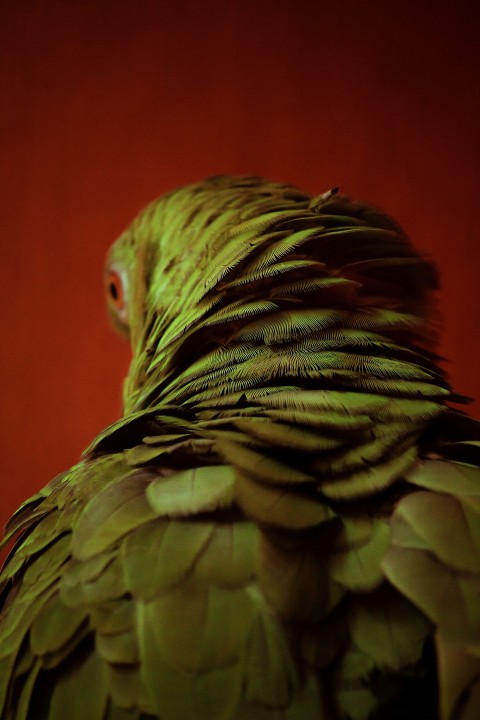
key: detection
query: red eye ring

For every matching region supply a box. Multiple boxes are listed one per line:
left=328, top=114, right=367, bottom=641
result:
left=105, top=270, right=125, bottom=310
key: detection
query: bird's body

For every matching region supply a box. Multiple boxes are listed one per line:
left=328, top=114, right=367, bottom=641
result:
left=1, top=175, right=480, bottom=719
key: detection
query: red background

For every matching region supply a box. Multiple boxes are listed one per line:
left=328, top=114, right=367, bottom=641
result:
left=1, top=0, right=479, bottom=533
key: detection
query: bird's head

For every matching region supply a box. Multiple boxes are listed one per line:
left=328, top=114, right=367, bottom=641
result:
left=105, top=175, right=439, bottom=415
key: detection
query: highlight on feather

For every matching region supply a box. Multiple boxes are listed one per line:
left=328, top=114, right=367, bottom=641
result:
left=308, top=187, right=340, bottom=212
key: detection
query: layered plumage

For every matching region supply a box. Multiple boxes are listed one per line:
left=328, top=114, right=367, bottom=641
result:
left=1, top=175, right=480, bottom=719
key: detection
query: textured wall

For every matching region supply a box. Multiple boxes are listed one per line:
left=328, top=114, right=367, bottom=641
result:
left=1, top=0, right=479, bottom=532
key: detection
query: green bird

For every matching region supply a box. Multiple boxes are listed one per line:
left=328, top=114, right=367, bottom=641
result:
left=1, top=175, right=480, bottom=720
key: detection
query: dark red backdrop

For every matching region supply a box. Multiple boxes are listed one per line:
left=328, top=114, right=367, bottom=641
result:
left=1, top=0, right=479, bottom=533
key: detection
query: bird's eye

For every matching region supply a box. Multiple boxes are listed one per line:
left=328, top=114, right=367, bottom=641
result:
left=105, top=270, right=125, bottom=310
left=104, top=266, right=129, bottom=336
